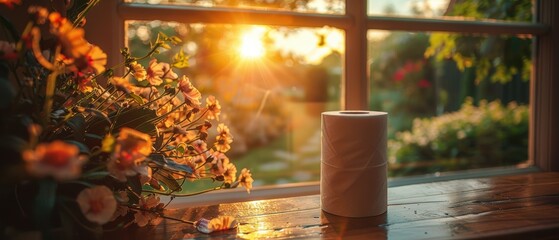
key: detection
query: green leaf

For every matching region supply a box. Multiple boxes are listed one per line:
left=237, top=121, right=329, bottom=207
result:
left=170, top=36, right=182, bottom=44
left=128, top=92, right=145, bottom=105
left=0, top=77, right=16, bottom=108
left=148, top=153, right=193, bottom=174
left=153, top=170, right=182, bottom=192
left=65, top=140, right=91, bottom=155
left=0, top=15, right=20, bottom=42
left=112, top=107, right=157, bottom=134
left=34, top=180, right=57, bottom=236
left=127, top=175, right=142, bottom=204
left=172, top=49, right=189, bottom=69
left=81, top=171, right=110, bottom=180
left=160, top=43, right=171, bottom=50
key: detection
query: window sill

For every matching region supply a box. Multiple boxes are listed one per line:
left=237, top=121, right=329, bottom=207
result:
left=167, top=165, right=540, bottom=208
left=111, top=171, right=559, bottom=239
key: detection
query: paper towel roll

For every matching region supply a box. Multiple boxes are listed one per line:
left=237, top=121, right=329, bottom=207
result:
left=320, top=111, right=387, bottom=217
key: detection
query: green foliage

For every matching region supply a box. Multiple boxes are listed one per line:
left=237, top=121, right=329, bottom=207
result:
left=425, top=0, right=532, bottom=84
left=389, top=99, right=528, bottom=176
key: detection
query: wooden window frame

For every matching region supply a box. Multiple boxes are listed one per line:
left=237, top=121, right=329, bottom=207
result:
left=84, top=0, right=559, bottom=203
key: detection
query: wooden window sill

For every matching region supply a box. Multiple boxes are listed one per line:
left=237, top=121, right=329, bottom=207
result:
left=108, top=172, right=559, bottom=239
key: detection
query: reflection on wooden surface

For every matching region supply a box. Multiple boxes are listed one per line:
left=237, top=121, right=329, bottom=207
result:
left=107, top=172, right=559, bottom=239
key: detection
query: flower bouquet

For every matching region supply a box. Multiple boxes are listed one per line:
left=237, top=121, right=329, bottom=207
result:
left=0, top=0, right=253, bottom=238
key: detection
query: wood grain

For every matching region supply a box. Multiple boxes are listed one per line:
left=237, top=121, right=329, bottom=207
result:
left=106, top=172, right=559, bottom=239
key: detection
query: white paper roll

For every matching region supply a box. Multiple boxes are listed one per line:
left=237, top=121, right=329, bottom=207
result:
left=320, top=111, right=387, bottom=217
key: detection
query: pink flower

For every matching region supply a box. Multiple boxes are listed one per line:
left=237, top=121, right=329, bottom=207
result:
left=22, top=141, right=86, bottom=181
left=418, top=79, right=432, bottom=88
left=133, top=194, right=163, bottom=227
left=76, top=186, right=117, bottom=225
left=146, top=59, right=165, bottom=86
left=108, top=128, right=152, bottom=182
left=209, top=152, right=229, bottom=176
left=160, top=62, right=178, bottom=80
left=0, top=41, right=17, bottom=60
left=393, top=69, right=405, bottom=82
left=178, top=76, right=201, bottom=106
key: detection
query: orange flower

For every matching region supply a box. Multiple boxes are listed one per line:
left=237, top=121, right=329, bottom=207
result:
left=75, top=45, right=107, bottom=74
left=0, top=0, right=21, bottom=9
left=108, top=128, right=152, bottom=182
left=110, top=76, right=133, bottom=94
left=49, top=12, right=89, bottom=59
left=177, top=76, right=201, bottom=106
left=77, top=186, right=117, bottom=225
left=205, top=95, right=221, bottom=121
left=22, top=141, right=86, bottom=181
left=238, top=168, right=254, bottom=193
left=194, top=216, right=238, bottom=234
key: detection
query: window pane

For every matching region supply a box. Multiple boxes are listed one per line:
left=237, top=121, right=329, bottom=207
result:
left=126, top=0, right=345, bottom=14
left=368, top=0, right=533, bottom=22
left=368, top=30, right=531, bottom=177
left=127, top=21, right=343, bottom=189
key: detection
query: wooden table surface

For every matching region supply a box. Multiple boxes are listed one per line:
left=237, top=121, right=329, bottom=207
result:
left=109, top=172, right=559, bottom=239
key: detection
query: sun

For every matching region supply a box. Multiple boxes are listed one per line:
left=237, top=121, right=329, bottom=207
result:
left=238, top=27, right=266, bottom=60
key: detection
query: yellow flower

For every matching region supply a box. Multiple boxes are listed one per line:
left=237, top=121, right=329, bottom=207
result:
left=223, top=162, right=237, bottom=184
left=22, top=141, right=86, bottom=181
left=101, top=133, right=115, bottom=153
left=216, top=123, right=232, bottom=139
left=76, top=185, right=117, bottom=225
left=205, top=95, right=221, bottom=120
left=130, top=61, right=147, bottom=81
left=238, top=168, right=254, bottom=193
left=215, top=134, right=233, bottom=153
left=177, top=76, right=201, bottom=106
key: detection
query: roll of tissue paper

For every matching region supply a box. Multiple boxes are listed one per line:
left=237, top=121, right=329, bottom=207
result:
left=321, top=111, right=387, bottom=217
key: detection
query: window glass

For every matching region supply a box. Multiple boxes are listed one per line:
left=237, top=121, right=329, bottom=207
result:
left=368, top=30, right=531, bottom=177
left=127, top=21, right=343, bottom=189
left=126, top=0, right=345, bottom=14
left=367, top=0, right=533, bottom=22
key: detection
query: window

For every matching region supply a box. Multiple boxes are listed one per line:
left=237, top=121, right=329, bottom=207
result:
left=85, top=0, right=558, bottom=199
